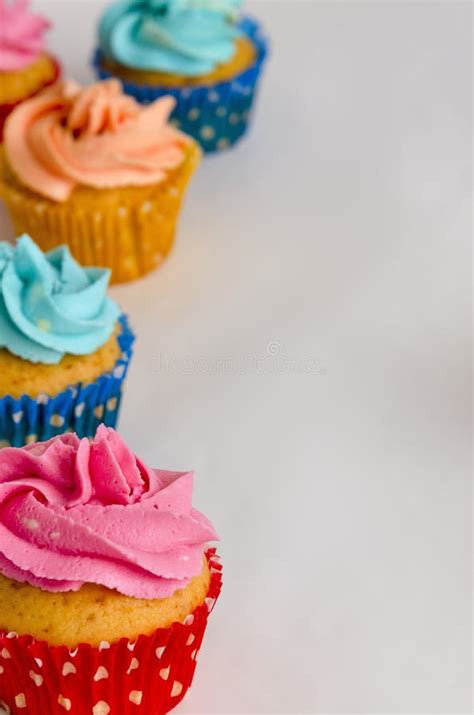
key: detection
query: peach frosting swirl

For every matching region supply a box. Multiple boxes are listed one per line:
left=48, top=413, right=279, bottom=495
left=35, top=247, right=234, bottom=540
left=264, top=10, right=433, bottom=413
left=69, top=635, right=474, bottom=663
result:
left=4, top=79, right=191, bottom=202
left=0, top=426, right=218, bottom=598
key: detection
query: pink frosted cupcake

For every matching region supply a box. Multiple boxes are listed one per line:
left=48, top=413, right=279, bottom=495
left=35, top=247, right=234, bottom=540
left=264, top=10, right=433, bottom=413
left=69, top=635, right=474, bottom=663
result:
left=0, top=426, right=222, bottom=714
left=0, top=0, right=61, bottom=140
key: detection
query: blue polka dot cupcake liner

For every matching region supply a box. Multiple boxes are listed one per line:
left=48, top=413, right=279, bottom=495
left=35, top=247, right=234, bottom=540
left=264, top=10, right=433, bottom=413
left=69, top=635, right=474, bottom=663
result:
left=0, top=314, right=135, bottom=448
left=93, top=16, right=269, bottom=153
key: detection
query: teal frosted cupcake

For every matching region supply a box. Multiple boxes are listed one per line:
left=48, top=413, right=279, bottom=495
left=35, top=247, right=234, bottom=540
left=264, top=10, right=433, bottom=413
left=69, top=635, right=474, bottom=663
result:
left=0, top=234, right=134, bottom=446
left=94, top=0, right=268, bottom=152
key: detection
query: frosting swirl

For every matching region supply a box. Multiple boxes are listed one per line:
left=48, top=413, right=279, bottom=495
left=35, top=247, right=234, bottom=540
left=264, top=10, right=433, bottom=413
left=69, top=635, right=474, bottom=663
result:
left=4, top=79, right=191, bottom=202
left=0, top=426, right=218, bottom=598
left=99, top=0, right=243, bottom=76
left=0, top=234, right=120, bottom=364
left=0, top=0, right=50, bottom=71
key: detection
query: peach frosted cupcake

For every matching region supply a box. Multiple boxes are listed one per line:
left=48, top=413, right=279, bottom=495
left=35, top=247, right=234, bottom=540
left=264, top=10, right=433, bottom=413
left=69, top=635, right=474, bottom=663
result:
left=0, top=234, right=134, bottom=447
left=0, top=426, right=222, bottom=714
left=0, top=0, right=60, bottom=140
left=0, top=79, right=201, bottom=283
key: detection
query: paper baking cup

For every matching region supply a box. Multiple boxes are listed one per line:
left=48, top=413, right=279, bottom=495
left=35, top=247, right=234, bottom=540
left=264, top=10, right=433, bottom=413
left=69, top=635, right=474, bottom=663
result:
left=0, top=57, right=61, bottom=142
left=0, top=315, right=134, bottom=448
left=0, top=549, right=222, bottom=715
left=94, top=16, right=269, bottom=153
left=0, top=145, right=200, bottom=284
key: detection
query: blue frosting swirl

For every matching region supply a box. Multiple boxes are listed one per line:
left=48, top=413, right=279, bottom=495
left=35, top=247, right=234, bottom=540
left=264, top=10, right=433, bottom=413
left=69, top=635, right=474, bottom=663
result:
left=99, top=0, right=243, bottom=76
left=0, top=235, right=120, bottom=365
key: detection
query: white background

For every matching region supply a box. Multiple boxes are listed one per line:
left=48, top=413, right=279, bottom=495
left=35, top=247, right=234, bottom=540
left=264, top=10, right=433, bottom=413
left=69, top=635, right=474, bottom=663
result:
left=0, top=1, right=471, bottom=713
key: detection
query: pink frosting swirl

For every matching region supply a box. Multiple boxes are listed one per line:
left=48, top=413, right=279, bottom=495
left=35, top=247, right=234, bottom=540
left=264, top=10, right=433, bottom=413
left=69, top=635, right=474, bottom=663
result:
left=4, top=79, right=192, bottom=202
left=0, top=426, right=218, bottom=598
left=0, top=0, right=50, bottom=71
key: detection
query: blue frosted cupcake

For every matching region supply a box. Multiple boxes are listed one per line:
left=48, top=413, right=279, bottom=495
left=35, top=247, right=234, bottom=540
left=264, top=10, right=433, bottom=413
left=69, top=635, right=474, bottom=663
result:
left=0, top=234, right=134, bottom=447
left=93, top=0, right=268, bottom=153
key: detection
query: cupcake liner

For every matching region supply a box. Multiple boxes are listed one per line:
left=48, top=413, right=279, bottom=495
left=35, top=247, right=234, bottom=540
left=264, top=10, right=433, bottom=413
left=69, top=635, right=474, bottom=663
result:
left=94, top=16, right=269, bottom=153
left=0, top=549, right=222, bottom=715
left=0, top=57, right=61, bottom=141
left=0, top=145, right=200, bottom=284
left=0, top=314, right=135, bottom=447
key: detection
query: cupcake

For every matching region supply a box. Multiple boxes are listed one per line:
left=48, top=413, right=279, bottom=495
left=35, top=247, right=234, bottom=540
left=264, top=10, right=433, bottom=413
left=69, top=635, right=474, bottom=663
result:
left=0, top=234, right=134, bottom=447
left=0, top=79, right=201, bottom=284
left=94, top=0, right=268, bottom=153
left=0, top=0, right=61, bottom=140
left=0, top=426, right=222, bottom=714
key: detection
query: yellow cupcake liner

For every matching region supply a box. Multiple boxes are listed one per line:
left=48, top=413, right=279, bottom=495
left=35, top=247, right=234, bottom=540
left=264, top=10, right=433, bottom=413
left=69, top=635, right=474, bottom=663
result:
left=0, top=143, right=201, bottom=284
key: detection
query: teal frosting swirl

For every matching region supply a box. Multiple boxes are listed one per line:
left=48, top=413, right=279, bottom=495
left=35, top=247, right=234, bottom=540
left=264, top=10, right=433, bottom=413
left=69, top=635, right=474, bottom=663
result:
left=99, top=0, right=243, bottom=76
left=0, top=235, right=120, bottom=365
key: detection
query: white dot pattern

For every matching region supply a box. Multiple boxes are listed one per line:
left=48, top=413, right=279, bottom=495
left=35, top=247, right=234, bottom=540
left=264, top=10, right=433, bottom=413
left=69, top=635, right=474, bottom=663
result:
left=62, top=662, right=76, bottom=676
left=57, top=694, right=72, bottom=711
left=0, top=550, right=222, bottom=714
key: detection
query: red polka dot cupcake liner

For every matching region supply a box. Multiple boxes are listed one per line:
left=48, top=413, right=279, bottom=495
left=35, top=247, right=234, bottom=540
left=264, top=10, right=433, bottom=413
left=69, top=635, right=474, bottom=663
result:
left=0, top=550, right=222, bottom=715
